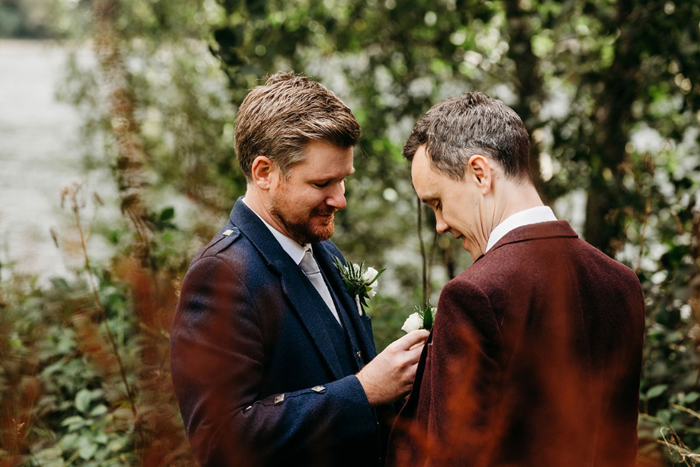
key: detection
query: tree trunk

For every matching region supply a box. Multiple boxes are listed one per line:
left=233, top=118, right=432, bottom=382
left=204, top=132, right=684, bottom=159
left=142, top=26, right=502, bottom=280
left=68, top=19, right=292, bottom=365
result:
left=583, top=0, right=639, bottom=255
left=92, top=0, right=152, bottom=265
left=504, top=0, right=546, bottom=202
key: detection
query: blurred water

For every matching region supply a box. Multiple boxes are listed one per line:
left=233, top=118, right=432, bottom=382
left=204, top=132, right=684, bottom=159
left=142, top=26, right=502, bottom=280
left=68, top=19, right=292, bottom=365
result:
left=0, top=40, right=107, bottom=281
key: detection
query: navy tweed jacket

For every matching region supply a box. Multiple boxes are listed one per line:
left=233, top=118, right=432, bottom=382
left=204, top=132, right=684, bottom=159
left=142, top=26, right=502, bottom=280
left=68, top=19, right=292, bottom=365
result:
left=170, top=199, right=387, bottom=467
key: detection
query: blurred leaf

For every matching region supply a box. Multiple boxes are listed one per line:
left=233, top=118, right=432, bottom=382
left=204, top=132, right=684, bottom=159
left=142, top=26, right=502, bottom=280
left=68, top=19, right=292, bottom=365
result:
left=78, top=435, right=98, bottom=459
left=51, top=277, right=70, bottom=291
left=220, top=0, right=243, bottom=14
left=647, top=384, right=669, bottom=400
left=75, top=388, right=92, bottom=413
left=213, top=25, right=245, bottom=48
left=246, top=0, right=266, bottom=18
left=61, top=415, right=87, bottom=431
left=159, top=206, right=175, bottom=222
left=89, top=404, right=108, bottom=417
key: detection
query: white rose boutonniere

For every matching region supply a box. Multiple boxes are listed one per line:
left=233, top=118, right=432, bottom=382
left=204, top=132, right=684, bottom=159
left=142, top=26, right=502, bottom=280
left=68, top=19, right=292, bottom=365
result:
left=402, top=303, right=437, bottom=333
left=333, top=258, right=385, bottom=313
left=401, top=312, right=425, bottom=333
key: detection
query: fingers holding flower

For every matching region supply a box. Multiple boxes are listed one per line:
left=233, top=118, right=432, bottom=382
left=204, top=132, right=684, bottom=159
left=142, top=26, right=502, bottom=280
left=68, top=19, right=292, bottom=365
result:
left=402, top=304, right=437, bottom=333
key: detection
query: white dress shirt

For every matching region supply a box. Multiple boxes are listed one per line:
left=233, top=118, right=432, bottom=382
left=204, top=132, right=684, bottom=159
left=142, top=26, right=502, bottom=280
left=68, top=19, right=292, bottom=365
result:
left=485, top=206, right=557, bottom=253
left=242, top=198, right=342, bottom=325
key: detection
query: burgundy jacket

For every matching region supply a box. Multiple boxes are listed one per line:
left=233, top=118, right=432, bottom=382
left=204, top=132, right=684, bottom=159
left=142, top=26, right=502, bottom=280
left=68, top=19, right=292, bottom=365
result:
left=386, top=221, right=645, bottom=467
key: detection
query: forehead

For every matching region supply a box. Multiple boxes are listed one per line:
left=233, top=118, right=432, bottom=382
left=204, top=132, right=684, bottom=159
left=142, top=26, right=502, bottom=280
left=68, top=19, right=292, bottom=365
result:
left=295, top=140, right=354, bottom=177
left=411, top=145, right=442, bottom=198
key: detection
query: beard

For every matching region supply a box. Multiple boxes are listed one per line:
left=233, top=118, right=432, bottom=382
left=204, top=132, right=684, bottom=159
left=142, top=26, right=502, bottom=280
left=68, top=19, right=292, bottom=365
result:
left=270, top=200, right=337, bottom=245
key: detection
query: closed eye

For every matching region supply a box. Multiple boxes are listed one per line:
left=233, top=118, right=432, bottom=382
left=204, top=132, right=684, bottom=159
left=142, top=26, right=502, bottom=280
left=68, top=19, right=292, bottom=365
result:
left=313, top=178, right=346, bottom=189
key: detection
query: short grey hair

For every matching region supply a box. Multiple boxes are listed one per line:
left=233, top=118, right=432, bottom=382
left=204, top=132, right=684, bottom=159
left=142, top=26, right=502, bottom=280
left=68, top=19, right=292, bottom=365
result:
left=403, top=92, right=532, bottom=181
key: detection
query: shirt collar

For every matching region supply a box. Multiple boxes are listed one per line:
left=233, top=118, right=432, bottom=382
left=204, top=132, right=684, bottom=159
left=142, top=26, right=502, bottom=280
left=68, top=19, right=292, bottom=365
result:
left=485, top=206, right=557, bottom=253
left=242, top=197, right=308, bottom=265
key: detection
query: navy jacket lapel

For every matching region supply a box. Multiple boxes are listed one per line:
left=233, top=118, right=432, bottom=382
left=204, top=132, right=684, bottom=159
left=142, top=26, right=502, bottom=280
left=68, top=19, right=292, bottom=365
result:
left=314, top=242, right=378, bottom=361
left=229, top=199, right=345, bottom=380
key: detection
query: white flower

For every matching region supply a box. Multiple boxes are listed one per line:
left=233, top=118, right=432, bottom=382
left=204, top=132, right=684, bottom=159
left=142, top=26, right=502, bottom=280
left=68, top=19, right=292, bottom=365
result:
left=363, top=267, right=379, bottom=298
left=333, top=258, right=386, bottom=307
left=362, top=267, right=379, bottom=283
left=402, top=312, right=424, bottom=333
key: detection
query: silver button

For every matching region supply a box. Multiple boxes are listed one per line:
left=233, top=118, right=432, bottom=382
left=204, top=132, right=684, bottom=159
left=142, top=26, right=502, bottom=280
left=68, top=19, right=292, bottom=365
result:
left=356, top=351, right=362, bottom=361
left=244, top=405, right=252, bottom=411
left=311, top=385, right=325, bottom=393
left=222, top=229, right=234, bottom=236
left=274, top=394, right=285, bottom=405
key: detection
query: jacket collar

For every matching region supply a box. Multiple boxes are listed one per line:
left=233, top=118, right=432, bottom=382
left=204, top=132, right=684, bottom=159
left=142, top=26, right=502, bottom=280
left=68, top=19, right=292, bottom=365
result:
left=229, top=198, right=374, bottom=376
left=313, top=243, right=378, bottom=361
left=474, top=220, right=578, bottom=264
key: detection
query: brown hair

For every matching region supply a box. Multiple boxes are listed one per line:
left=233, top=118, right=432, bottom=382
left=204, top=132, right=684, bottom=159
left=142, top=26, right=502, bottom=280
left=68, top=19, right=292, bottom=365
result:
left=403, top=92, right=532, bottom=181
left=234, top=72, right=361, bottom=180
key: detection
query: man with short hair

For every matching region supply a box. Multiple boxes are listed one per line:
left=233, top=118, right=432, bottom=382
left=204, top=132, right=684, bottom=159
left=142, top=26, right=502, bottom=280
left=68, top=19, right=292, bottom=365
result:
left=170, top=72, right=428, bottom=467
left=387, top=92, right=645, bottom=466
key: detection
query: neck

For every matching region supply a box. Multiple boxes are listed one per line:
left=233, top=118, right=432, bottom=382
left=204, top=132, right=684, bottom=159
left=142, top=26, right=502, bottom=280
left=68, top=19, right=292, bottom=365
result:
left=244, top=186, right=289, bottom=237
left=489, top=181, right=544, bottom=234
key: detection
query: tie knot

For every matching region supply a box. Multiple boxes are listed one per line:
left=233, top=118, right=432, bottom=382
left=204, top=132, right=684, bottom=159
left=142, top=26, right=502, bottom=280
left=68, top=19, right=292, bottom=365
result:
left=299, top=247, right=320, bottom=275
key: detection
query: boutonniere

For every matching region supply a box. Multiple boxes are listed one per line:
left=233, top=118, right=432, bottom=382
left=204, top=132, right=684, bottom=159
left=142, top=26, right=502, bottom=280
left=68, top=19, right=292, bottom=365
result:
left=402, top=303, right=437, bottom=333
left=333, top=258, right=386, bottom=311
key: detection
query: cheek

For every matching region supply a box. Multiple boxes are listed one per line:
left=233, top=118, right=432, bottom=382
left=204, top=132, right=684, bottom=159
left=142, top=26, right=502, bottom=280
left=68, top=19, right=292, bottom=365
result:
left=443, top=204, right=466, bottom=231
left=310, top=190, right=332, bottom=207
left=296, top=190, right=326, bottom=217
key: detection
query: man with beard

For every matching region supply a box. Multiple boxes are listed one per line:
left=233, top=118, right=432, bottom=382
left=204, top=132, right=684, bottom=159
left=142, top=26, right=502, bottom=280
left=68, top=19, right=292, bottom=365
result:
left=170, top=72, right=428, bottom=467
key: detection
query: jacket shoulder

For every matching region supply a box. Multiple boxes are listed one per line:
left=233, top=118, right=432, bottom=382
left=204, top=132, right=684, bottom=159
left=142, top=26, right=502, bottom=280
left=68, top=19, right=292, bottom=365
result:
left=191, top=226, right=245, bottom=264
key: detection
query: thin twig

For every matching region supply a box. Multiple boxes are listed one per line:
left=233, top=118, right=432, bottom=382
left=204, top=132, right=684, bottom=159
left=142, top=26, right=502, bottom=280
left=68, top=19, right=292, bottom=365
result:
left=636, top=160, right=655, bottom=274
left=417, top=194, right=427, bottom=305
left=72, top=199, right=137, bottom=418
left=659, top=426, right=700, bottom=466
left=426, top=230, right=438, bottom=302
left=672, top=403, right=700, bottom=421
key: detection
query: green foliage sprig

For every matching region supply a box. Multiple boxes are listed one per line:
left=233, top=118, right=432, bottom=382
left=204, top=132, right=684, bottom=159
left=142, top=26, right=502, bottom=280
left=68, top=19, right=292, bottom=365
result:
left=402, top=303, right=437, bottom=333
left=333, top=258, right=386, bottom=308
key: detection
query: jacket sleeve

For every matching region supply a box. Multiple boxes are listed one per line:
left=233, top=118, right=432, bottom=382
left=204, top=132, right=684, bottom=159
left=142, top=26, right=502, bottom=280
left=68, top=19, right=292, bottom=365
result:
left=169, top=254, right=378, bottom=467
left=423, top=279, right=505, bottom=465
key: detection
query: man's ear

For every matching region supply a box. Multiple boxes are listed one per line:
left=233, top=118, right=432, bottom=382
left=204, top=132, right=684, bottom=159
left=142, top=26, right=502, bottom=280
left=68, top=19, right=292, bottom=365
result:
left=251, top=155, right=277, bottom=190
left=467, top=155, right=493, bottom=195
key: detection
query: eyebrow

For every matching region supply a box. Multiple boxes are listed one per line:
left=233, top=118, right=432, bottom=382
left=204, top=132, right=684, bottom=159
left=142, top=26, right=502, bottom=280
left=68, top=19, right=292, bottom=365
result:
left=310, top=169, right=354, bottom=184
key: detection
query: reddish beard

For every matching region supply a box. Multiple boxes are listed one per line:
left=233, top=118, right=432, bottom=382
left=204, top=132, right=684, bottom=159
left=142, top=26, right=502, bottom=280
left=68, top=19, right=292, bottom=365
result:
left=270, top=203, right=338, bottom=245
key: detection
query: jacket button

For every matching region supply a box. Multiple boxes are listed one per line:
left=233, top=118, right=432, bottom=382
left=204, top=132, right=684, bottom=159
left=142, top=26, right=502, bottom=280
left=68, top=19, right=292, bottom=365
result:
left=311, top=385, right=326, bottom=393
left=356, top=351, right=362, bottom=361
left=274, top=394, right=285, bottom=405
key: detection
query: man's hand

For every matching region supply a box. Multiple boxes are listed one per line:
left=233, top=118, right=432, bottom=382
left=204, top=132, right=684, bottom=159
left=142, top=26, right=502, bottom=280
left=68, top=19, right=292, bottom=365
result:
left=356, top=329, right=430, bottom=407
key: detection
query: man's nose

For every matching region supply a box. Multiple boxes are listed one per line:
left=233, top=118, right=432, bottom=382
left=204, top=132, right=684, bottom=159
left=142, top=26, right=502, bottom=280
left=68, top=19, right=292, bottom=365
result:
left=325, top=182, right=347, bottom=210
left=435, top=213, right=449, bottom=234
